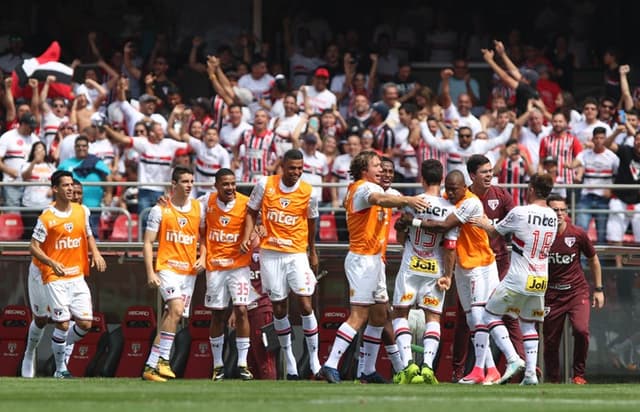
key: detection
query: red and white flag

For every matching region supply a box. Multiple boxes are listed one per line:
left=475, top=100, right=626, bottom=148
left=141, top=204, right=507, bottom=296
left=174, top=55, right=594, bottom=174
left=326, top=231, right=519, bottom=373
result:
left=11, top=41, right=74, bottom=100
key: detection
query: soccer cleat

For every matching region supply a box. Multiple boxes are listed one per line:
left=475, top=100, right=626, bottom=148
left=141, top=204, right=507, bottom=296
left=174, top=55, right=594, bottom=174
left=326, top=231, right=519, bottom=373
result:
left=572, top=375, right=587, bottom=385
left=498, top=358, right=526, bottom=384
left=142, top=366, right=167, bottom=382
left=483, top=367, right=501, bottom=385
left=286, top=373, right=300, bottom=381
left=212, top=366, right=225, bottom=381
left=238, top=366, right=254, bottom=381
left=21, top=353, right=35, bottom=378
left=520, top=372, right=539, bottom=385
left=320, top=365, right=341, bottom=384
left=156, top=358, right=176, bottom=379
left=359, top=371, right=390, bottom=384
left=451, top=368, right=465, bottom=383
left=410, top=375, right=425, bottom=384
left=393, top=362, right=420, bottom=384
left=458, top=366, right=485, bottom=384
left=53, top=370, right=73, bottom=379
left=420, top=365, right=438, bottom=384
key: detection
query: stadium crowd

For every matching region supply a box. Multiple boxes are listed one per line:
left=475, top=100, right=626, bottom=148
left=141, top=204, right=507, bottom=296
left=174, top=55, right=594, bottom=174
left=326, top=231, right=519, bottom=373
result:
left=2, top=6, right=640, bottom=383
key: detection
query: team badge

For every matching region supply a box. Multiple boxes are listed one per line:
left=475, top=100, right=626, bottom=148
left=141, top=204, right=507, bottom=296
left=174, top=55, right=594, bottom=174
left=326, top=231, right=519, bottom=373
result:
left=252, top=253, right=260, bottom=263
left=7, top=342, right=16, bottom=353
left=488, top=199, right=499, bottom=210
left=54, top=309, right=63, bottom=317
left=279, top=198, right=290, bottom=208
left=564, top=237, right=576, bottom=247
left=131, top=343, right=141, bottom=353
left=198, top=343, right=208, bottom=354
left=165, top=287, right=175, bottom=295
left=64, top=223, right=74, bottom=232
left=79, top=345, right=88, bottom=356
left=177, top=217, right=187, bottom=227
left=219, top=216, right=230, bottom=226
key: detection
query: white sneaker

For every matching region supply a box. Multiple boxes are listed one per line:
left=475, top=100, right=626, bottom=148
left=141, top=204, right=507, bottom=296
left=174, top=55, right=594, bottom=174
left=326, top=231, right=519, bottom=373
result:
left=520, top=373, right=539, bottom=385
left=497, top=357, right=525, bottom=384
left=21, top=352, right=35, bottom=378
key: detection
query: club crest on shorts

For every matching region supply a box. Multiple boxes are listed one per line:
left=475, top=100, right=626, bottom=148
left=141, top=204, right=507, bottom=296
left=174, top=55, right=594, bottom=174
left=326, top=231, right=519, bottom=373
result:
left=219, top=216, right=230, bottom=226
left=165, top=287, right=175, bottom=295
left=64, top=222, right=74, bottom=232
left=564, top=237, right=576, bottom=247
left=177, top=217, right=187, bottom=227
left=279, top=198, right=290, bottom=208
left=488, top=199, right=499, bottom=210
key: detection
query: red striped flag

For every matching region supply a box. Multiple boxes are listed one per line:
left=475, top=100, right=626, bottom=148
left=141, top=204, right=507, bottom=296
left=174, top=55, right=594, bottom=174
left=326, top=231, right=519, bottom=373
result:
left=11, top=41, right=74, bottom=100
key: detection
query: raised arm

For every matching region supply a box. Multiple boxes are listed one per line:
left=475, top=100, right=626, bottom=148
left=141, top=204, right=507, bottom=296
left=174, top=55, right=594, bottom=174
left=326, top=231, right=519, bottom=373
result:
left=482, top=47, right=518, bottom=90
left=2, top=77, right=16, bottom=123
left=619, top=65, right=633, bottom=111
left=189, top=36, right=207, bottom=74
left=123, top=41, right=142, bottom=80
left=438, top=68, right=453, bottom=109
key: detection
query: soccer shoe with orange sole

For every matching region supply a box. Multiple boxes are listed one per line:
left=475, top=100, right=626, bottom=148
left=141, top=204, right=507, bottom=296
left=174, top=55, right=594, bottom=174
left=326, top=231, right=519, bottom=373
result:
left=483, top=367, right=501, bottom=385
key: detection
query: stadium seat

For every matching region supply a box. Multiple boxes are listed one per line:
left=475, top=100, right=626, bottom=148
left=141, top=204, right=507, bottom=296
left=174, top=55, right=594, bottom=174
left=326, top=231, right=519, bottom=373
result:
left=434, top=306, right=458, bottom=382
left=0, top=213, right=24, bottom=241
left=109, top=213, right=139, bottom=242
left=0, top=305, right=31, bottom=376
left=319, top=213, right=338, bottom=242
left=114, top=306, right=156, bottom=377
left=66, top=312, right=108, bottom=377
left=180, top=305, right=213, bottom=379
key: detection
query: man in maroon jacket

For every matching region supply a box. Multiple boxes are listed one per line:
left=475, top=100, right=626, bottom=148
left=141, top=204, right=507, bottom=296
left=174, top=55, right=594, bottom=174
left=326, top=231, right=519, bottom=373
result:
left=451, top=154, right=524, bottom=383
left=544, top=195, right=605, bottom=384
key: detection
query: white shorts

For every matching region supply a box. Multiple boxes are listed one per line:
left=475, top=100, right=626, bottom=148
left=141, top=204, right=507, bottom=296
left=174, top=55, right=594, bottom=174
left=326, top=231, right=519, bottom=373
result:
left=345, top=252, right=388, bottom=305
left=392, top=271, right=446, bottom=314
left=260, top=249, right=316, bottom=302
left=28, top=263, right=49, bottom=318
left=204, top=267, right=260, bottom=309
left=46, top=276, right=93, bottom=323
left=485, top=282, right=545, bottom=322
left=606, top=198, right=640, bottom=242
left=455, top=262, right=499, bottom=312
left=158, top=270, right=197, bottom=318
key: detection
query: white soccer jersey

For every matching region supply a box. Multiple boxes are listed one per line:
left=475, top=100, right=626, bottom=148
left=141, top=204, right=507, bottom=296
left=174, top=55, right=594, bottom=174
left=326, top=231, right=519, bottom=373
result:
left=219, top=121, right=252, bottom=152
left=41, top=111, right=68, bottom=150
left=494, top=204, right=558, bottom=296
left=331, top=153, right=353, bottom=203
left=296, top=87, right=337, bottom=115
left=401, top=195, right=458, bottom=277
left=189, top=139, right=230, bottom=192
left=89, top=138, right=118, bottom=168
left=574, top=148, right=619, bottom=197
left=131, top=137, right=187, bottom=192
left=0, top=128, right=39, bottom=182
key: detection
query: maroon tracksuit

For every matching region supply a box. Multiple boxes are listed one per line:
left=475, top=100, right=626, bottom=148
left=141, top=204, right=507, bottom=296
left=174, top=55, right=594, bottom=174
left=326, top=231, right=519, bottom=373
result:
left=452, top=185, right=524, bottom=378
left=247, top=250, right=277, bottom=379
left=543, top=222, right=596, bottom=382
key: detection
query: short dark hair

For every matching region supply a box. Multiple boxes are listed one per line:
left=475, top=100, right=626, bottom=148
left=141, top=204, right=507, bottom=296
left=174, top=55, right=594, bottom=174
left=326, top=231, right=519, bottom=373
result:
left=215, top=168, right=235, bottom=181
left=75, top=135, right=89, bottom=146
left=72, top=179, right=82, bottom=186
left=467, top=154, right=491, bottom=175
left=283, top=149, right=303, bottom=162
left=421, top=159, right=444, bottom=185
left=51, top=170, right=73, bottom=187
left=399, top=103, right=417, bottom=116
left=546, top=194, right=566, bottom=205
left=529, top=173, right=555, bottom=199
left=593, top=126, right=607, bottom=136
left=171, top=166, right=193, bottom=182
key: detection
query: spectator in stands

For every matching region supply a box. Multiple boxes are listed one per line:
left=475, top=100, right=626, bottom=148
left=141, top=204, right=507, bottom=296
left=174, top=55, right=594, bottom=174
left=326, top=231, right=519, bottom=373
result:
left=283, top=16, right=324, bottom=90
left=234, top=108, right=277, bottom=185
left=377, top=82, right=401, bottom=131
left=438, top=57, right=481, bottom=113
left=299, top=133, right=329, bottom=206
left=393, top=61, right=420, bottom=104
left=602, top=48, right=621, bottom=103
left=0, top=34, right=32, bottom=73
left=143, top=55, right=177, bottom=115
left=571, top=97, right=612, bottom=146
left=116, top=77, right=168, bottom=136
left=297, top=68, right=337, bottom=115
left=238, top=55, right=274, bottom=117
left=569, top=126, right=620, bottom=244
left=39, top=76, right=70, bottom=151
left=20, top=141, right=56, bottom=238
left=393, top=103, right=419, bottom=192
left=0, top=113, right=39, bottom=207
left=439, top=68, right=482, bottom=136
left=219, top=103, right=252, bottom=154
left=493, top=138, right=534, bottom=206
left=57, top=135, right=112, bottom=235
left=367, top=102, right=394, bottom=157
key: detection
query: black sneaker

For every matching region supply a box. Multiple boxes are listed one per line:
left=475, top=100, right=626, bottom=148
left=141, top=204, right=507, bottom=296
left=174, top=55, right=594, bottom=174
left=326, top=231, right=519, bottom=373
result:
left=286, top=373, right=300, bottom=380
left=212, top=366, right=225, bottom=381
left=359, top=371, right=389, bottom=384
left=238, top=366, right=254, bottom=381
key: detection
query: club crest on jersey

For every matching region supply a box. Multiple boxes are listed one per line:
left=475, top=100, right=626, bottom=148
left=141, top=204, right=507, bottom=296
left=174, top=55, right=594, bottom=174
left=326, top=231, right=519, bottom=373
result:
left=64, top=223, right=73, bottom=232
left=488, top=199, right=499, bottom=210
left=564, top=237, right=576, bottom=247
left=219, top=216, right=230, bottom=226
left=279, top=198, right=290, bottom=208
left=177, top=217, right=187, bottom=227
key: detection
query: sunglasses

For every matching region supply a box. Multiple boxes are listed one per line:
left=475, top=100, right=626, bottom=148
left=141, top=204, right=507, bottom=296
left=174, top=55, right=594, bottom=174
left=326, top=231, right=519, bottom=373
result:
left=552, top=207, right=567, bottom=212
left=458, top=134, right=472, bottom=138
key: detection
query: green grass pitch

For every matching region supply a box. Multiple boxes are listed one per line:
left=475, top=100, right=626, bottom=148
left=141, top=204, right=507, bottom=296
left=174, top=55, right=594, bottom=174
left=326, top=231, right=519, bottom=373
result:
left=2, top=378, right=639, bottom=412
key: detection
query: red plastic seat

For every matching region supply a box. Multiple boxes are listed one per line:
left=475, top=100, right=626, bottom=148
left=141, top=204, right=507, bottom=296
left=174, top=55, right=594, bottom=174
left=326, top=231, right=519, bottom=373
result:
left=114, top=306, right=156, bottom=377
left=0, top=305, right=31, bottom=376
left=109, top=213, right=139, bottom=241
left=0, top=213, right=24, bottom=241
left=182, top=306, right=213, bottom=378
left=388, top=212, right=400, bottom=244
left=319, top=213, right=338, bottom=241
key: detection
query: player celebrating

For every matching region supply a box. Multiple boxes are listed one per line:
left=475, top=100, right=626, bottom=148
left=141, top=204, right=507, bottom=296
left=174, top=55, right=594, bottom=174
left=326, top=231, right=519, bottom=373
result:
left=321, top=150, right=428, bottom=383
left=471, top=173, right=558, bottom=385
left=142, top=167, right=205, bottom=382
left=29, top=170, right=107, bottom=378
left=393, top=159, right=457, bottom=384
left=240, top=149, right=321, bottom=380
left=201, top=168, right=258, bottom=381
